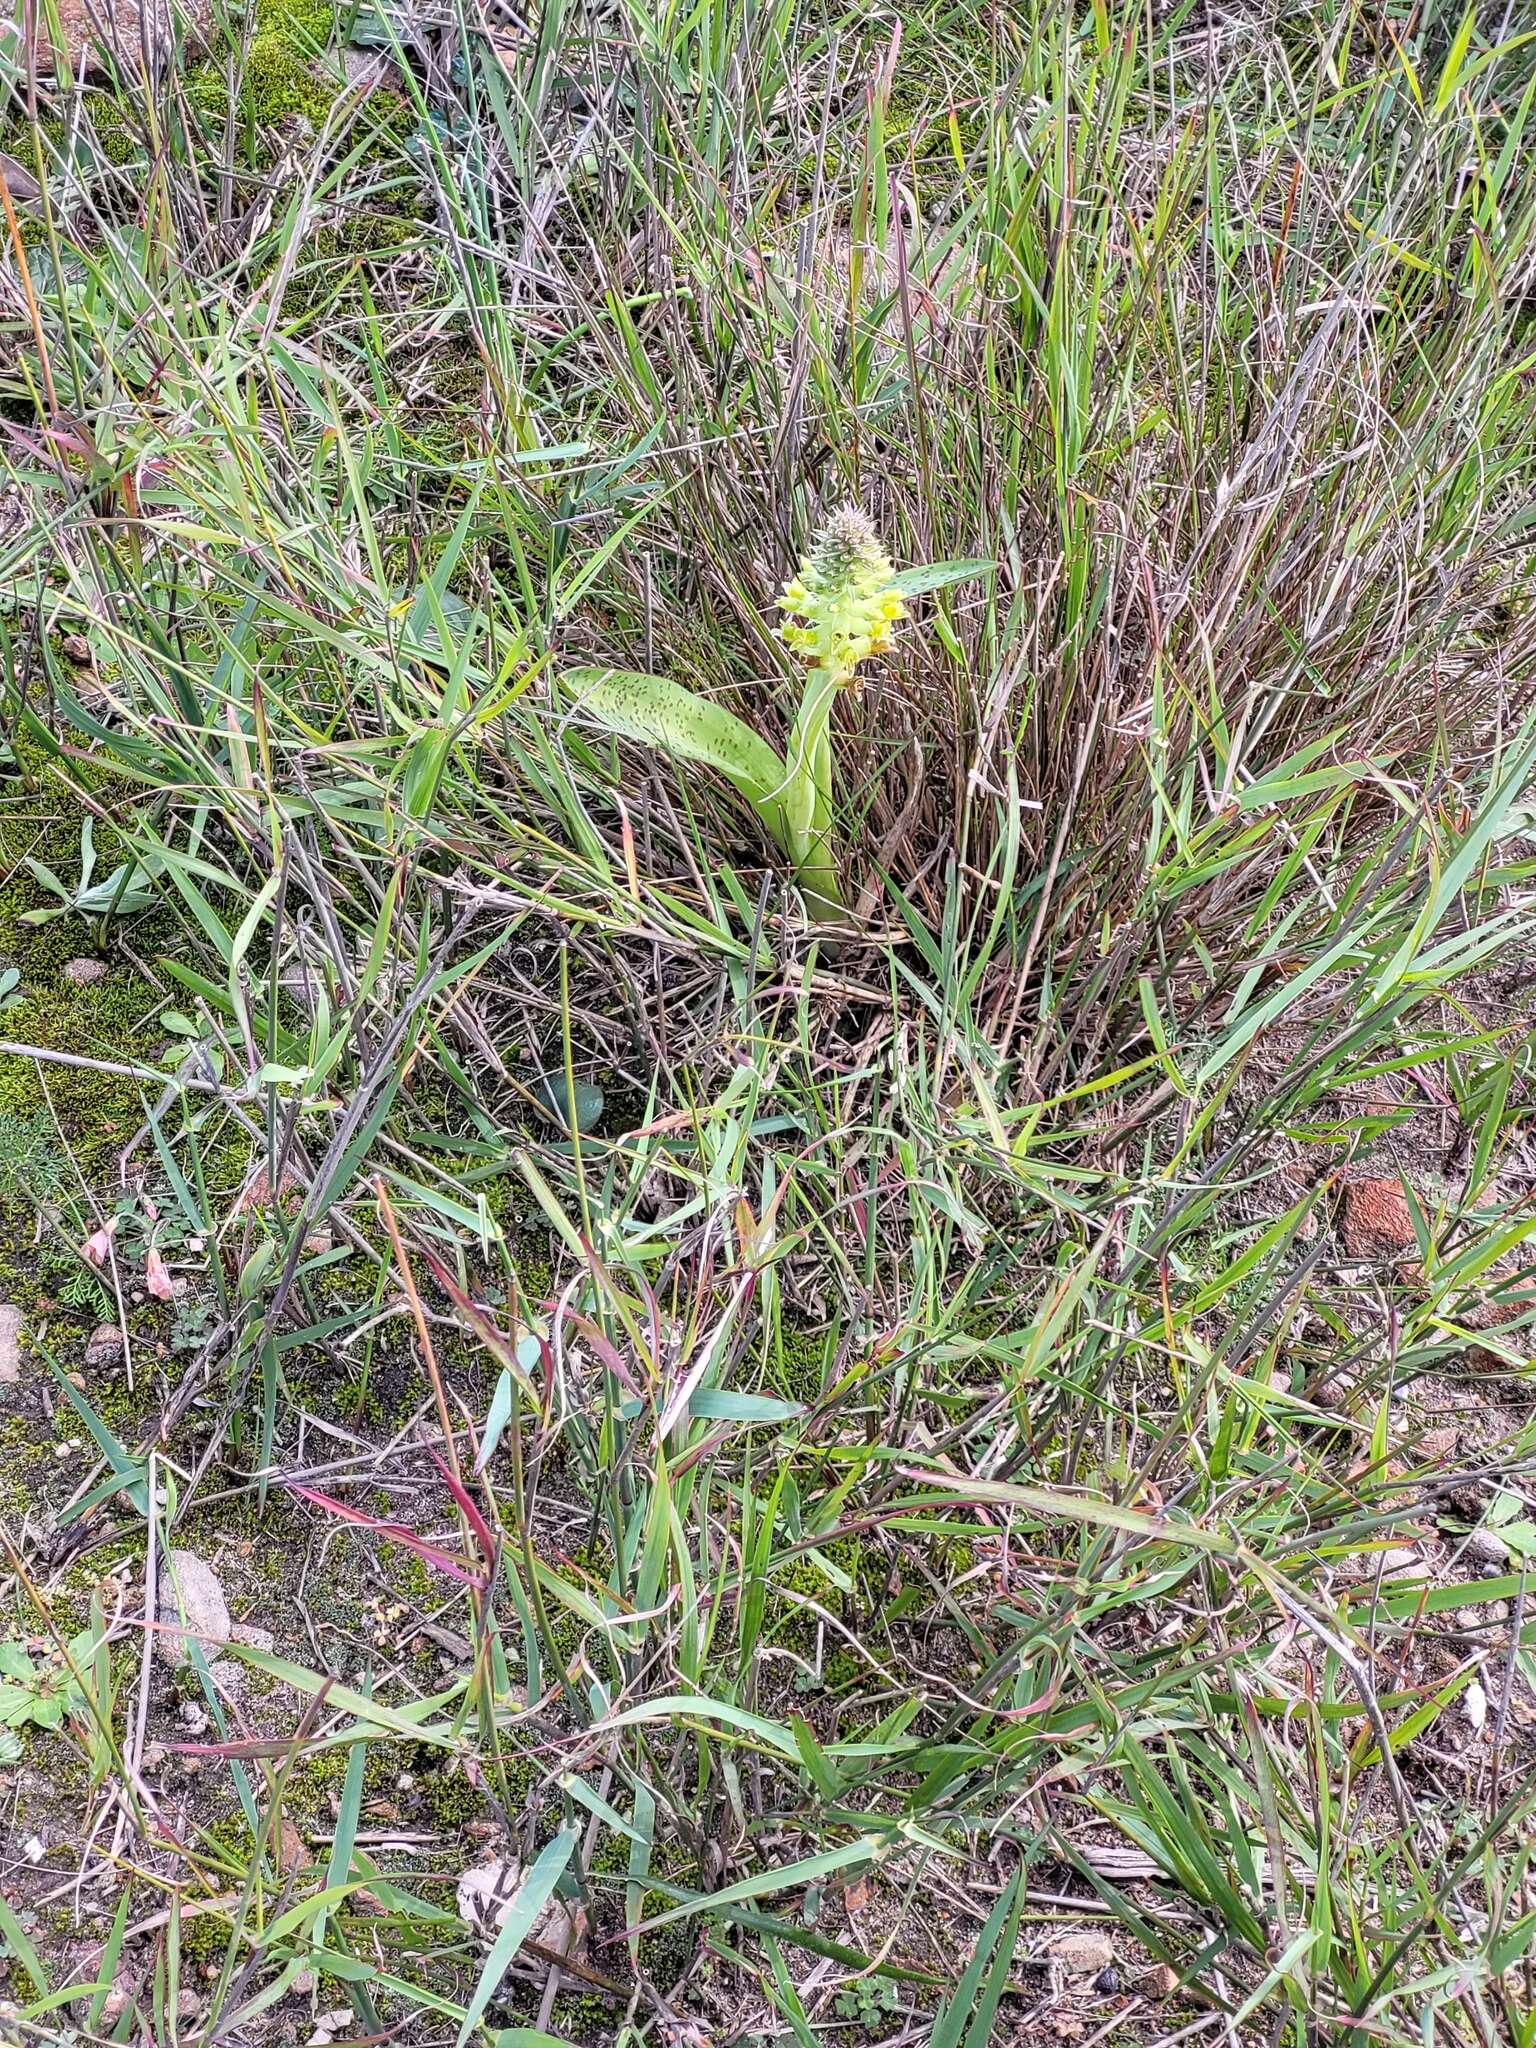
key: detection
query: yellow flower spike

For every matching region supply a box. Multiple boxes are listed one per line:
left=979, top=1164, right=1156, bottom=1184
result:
left=776, top=504, right=907, bottom=688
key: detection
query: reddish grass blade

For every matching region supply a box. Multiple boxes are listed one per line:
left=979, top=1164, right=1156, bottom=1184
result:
left=287, top=1483, right=486, bottom=1586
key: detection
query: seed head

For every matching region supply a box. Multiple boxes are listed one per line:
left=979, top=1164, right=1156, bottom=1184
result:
left=777, top=506, right=906, bottom=680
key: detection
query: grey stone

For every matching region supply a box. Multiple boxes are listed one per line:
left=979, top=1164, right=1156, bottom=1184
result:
left=1048, top=1927, right=1116, bottom=1975
left=156, top=1551, right=230, bottom=1668
left=0, top=1304, right=23, bottom=1385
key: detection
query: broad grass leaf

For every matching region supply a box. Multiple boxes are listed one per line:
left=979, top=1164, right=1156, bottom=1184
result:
left=561, top=667, right=790, bottom=849
left=688, top=1388, right=805, bottom=1423
left=888, top=558, right=992, bottom=596
left=455, top=1829, right=579, bottom=2047
left=0, top=1888, right=49, bottom=1997
left=476, top=1370, right=514, bottom=1473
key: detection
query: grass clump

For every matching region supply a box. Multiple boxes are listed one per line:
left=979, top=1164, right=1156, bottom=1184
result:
left=1, top=3, right=1535, bottom=2046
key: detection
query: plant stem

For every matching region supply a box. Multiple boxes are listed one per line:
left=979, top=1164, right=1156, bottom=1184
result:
left=786, top=662, right=848, bottom=918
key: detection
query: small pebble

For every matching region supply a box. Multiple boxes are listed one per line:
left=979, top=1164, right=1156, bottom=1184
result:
left=62, top=957, right=108, bottom=984
left=1342, top=1545, right=1425, bottom=1582
left=1048, top=1928, right=1115, bottom=1975
left=1457, top=1596, right=1511, bottom=1626
left=207, top=1659, right=245, bottom=1700
left=1310, top=1373, right=1358, bottom=1412
left=1464, top=1527, right=1511, bottom=1567
left=84, top=1324, right=123, bottom=1369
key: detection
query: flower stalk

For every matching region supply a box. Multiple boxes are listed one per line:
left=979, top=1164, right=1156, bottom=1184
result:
left=776, top=507, right=907, bottom=918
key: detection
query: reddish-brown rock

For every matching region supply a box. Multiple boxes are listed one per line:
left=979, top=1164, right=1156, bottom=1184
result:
left=9, top=0, right=207, bottom=74
left=1463, top=1293, right=1536, bottom=1370
left=1340, top=1176, right=1417, bottom=1259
